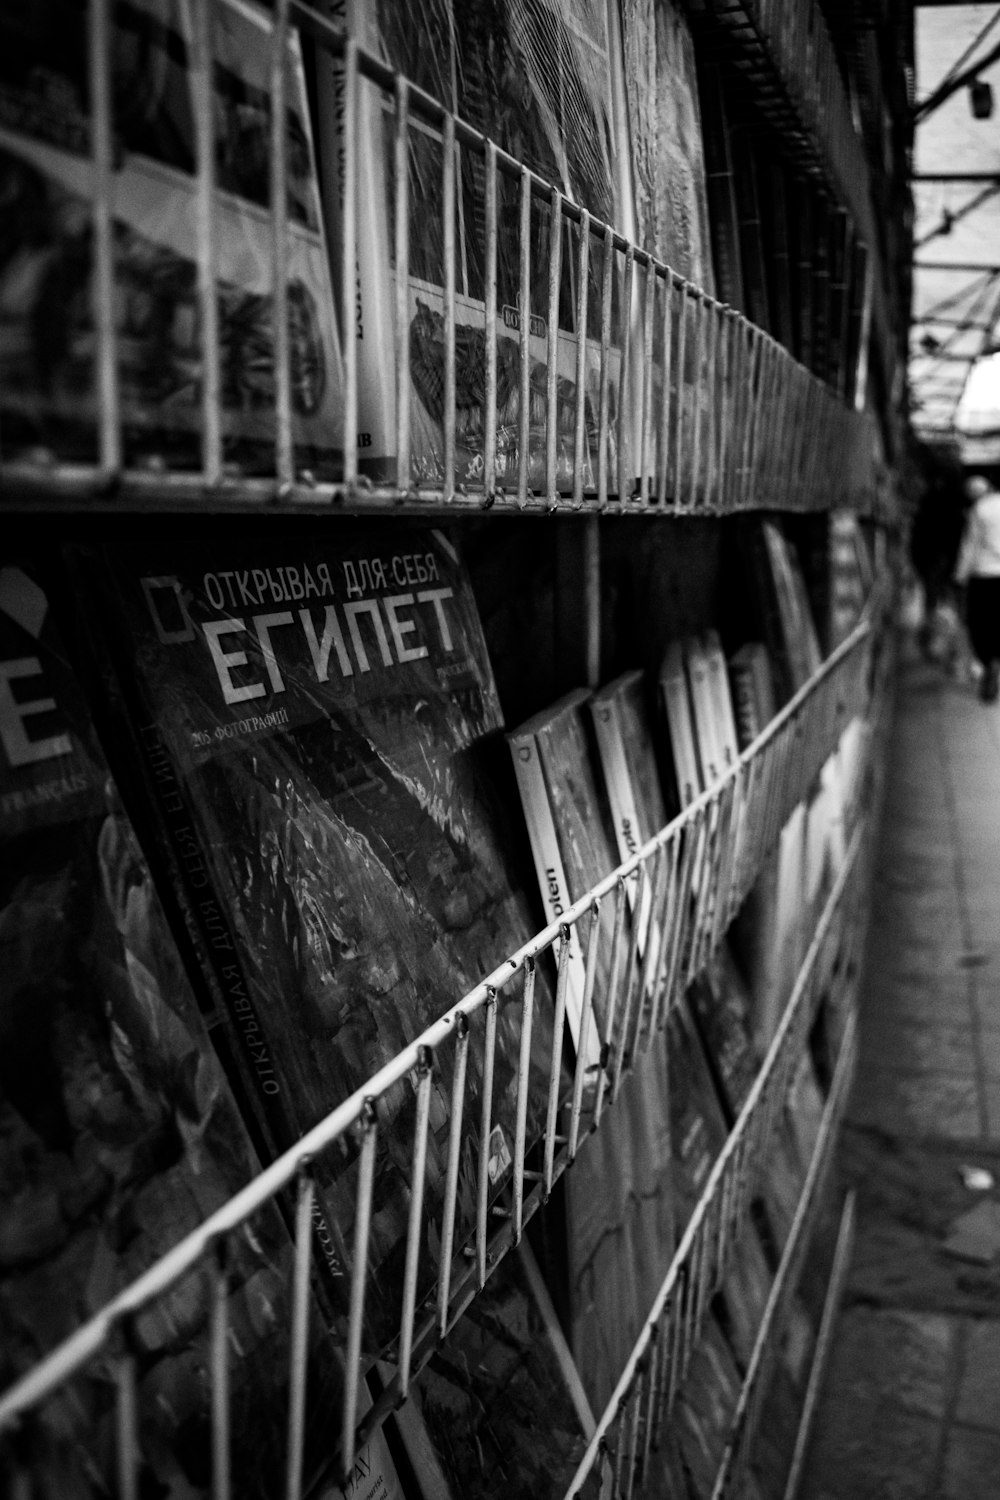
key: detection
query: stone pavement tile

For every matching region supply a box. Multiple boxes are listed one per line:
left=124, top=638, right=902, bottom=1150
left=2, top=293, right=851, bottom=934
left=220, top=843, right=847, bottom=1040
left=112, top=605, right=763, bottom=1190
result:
left=974, top=1030, right=1000, bottom=1076
left=848, top=1067, right=981, bottom=1139
left=819, top=1306, right=954, bottom=1420
left=797, top=1387, right=941, bottom=1500
left=855, top=1017, right=977, bottom=1077
left=975, top=1000, right=1000, bottom=1038
left=955, top=1318, right=1000, bottom=1431
left=939, top=1423, right=1000, bottom=1499
left=982, top=1083, right=1000, bottom=1139
left=860, top=980, right=975, bottom=1028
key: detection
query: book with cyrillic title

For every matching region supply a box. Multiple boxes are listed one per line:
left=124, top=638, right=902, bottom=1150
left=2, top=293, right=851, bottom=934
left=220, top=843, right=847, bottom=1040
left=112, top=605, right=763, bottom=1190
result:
left=0, top=559, right=349, bottom=1500
left=74, top=524, right=557, bottom=1364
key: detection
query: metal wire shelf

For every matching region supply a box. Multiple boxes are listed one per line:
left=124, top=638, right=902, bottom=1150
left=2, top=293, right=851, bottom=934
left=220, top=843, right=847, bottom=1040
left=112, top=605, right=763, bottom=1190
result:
left=0, top=597, right=879, bottom=1493
left=0, top=0, right=884, bottom=521
left=562, top=817, right=866, bottom=1500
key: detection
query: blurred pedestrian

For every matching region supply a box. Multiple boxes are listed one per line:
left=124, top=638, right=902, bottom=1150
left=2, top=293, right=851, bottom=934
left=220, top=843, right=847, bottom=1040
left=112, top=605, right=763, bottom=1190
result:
left=954, top=473, right=1000, bottom=702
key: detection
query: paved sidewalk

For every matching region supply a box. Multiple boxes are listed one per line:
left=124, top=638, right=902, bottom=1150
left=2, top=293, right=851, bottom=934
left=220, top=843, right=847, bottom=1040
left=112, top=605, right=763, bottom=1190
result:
left=797, top=639, right=1000, bottom=1498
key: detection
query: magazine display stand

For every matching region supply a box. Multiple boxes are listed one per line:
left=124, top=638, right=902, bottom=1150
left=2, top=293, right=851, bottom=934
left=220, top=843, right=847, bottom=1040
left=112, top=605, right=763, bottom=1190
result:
left=1, top=2, right=904, bottom=1498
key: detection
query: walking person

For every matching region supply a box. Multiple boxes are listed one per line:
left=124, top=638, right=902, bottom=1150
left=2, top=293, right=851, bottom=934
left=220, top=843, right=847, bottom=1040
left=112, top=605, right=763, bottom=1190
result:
left=954, top=473, right=1000, bottom=702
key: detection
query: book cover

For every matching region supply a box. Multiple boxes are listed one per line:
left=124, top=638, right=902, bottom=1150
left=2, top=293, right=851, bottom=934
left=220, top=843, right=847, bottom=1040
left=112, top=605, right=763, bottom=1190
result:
left=784, top=1046, right=827, bottom=1183
left=402, top=1241, right=593, bottom=1500
left=687, top=939, right=761, bottom=1127
left=714, top=1218, right=775, bottom=1378
left=620, top=0, right=715, bottom=294
left=590, top=669, right=667, bottom=863
left=673, top=1309, right=743, bottom=1500
left=315, top=0, right=629, bottom=492
left=76, top=525, right=556, bottom=1361
left=761, top=522, right=823, bottom=694
left=667, top=995, right=729, bottom=1237
left=509, top=689, right=622, bottom=1062
left=683, top=635, right=724, bottom=790
left=0, top=562, right=344, bottom=1499
left=589, top=668, right=667, bottom=951
left=702, top=630, right=740, bottom=777
left=659, top=639, right=702, bottom=810
left=733, top=801, right=807, bottom=1053
left=563, top=1025, right=675, bottom=1415
left=742, top=520, right=821, bottom=705
left=726, top=642, right=776, bottom=751
left=0, top=0, right=343, bottom=475
left=507, top=712, right=592, bottom=1061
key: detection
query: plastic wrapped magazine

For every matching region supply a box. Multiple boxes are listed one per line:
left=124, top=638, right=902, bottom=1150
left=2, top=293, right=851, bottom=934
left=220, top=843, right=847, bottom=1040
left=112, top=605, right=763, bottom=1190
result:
left=75, top=525, right=557, bottom=1362
left=563, top=1026, right=675, bottom=1415
left=619, top=0, right=715, bottom=292
left=313, top=0, right=630, bottom=490
left=0, top=0, right=343, bottom=475
left=0, top=561, right=343, bottom=1500
left=401, top=1242, right=592, bottom=1500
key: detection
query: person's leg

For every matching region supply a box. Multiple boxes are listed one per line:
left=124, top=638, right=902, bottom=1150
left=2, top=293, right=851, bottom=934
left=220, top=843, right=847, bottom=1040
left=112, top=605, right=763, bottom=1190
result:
left=967, top=577, right=1000, bottom=701
left=983, top=578, right=1000, bottom=701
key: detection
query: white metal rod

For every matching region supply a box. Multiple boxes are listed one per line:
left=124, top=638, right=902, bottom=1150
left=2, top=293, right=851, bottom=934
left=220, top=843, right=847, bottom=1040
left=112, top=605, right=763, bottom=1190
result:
left=476, top=991, right=499, bottom=1289
left=88, top=0, right=121, bottom=478
left=437, top=1015, right=469, bottom=1336
left=209, top=1248, right=231, bottom=1500
left=512, top=961, right=537, bottom=1240
left=269, top=0, right=293, bottom=489
left=399, top=1048, right=434, bottom=1392
left=573, top=211, right=590, bottom=504
left=598, top=226, right=614, bottom=506
left=194, top=0, right=222, bottom=484
left=394, top=76, right=412, bottom=491
left=546, top=186, right=563, bottom=504
left=442, top=111, right=457, bottom=500
left=483, top=141, right=499, bottom=502
left=544, top=931, right=572, bottom=1195
left=341, top=1106, right=378, bottom=1480
left=284, top=1169, right=314, bottom=1500
left=341, top=38, right=359, bottom=488
left=518, top=169, right=532, bottom=504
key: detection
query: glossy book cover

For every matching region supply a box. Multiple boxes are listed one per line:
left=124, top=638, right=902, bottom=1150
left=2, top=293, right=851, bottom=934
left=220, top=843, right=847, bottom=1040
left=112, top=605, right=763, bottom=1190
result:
left=0, top=562, right=341, bottom=1498
left=82, top=526, right=555, bottom=1358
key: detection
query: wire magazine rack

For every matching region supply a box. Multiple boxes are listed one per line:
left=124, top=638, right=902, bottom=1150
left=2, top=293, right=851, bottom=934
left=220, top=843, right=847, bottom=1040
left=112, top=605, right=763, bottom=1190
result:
left=0, top=0, right=887, bottom=521
left=0, top=590, right=887, bottom=1496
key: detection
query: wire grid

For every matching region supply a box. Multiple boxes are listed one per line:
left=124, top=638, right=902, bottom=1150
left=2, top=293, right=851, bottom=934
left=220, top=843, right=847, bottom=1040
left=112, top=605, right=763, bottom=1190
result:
left=0, top=607, right=876, bottom=1494
left=562, top=812, right=867, bottom=1500
left=710, top=1010, right=860, bottom=1500
left=689, top=0, right=895, bottom=432
left=0, top=0, right=880, bottom=519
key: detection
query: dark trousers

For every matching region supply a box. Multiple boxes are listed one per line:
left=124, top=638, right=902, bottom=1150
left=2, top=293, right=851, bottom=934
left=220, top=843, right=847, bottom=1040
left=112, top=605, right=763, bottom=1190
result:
left=966, top=576, right=1000, bottom=667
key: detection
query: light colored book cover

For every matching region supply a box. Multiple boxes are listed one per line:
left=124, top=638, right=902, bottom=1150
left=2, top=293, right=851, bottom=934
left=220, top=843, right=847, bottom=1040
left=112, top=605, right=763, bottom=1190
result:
left=727, top=640, right=776, bottom=749
left=317, top=0, right=633, bottom=492
left=508, top=715, right=591, bottom=1047
left=684, top=633, right=724, bottom=788
left=589, top=668, right=667, bottom=952
left=703, top=628, right=740, bottom=774
left=659, top=638, right=702, bottom=807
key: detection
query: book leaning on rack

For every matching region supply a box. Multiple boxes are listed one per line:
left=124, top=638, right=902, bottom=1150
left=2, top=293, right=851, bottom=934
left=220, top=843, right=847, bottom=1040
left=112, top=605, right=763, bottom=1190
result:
left=311, top=0, right=633, bottom=490
left=67, top=525, right=557, bottom=1369
left=507, top=687, right=678, bottom=1415
left=0, top=561, right=355, bottom=1500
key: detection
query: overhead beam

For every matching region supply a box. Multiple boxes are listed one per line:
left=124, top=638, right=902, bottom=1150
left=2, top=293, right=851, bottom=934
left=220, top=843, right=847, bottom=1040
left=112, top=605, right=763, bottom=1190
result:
left=915, top=262, right=1000, bottom=272
left=914, top=36, right=1000, bottom=121
left=911, top=173, right=1000, bottom=182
